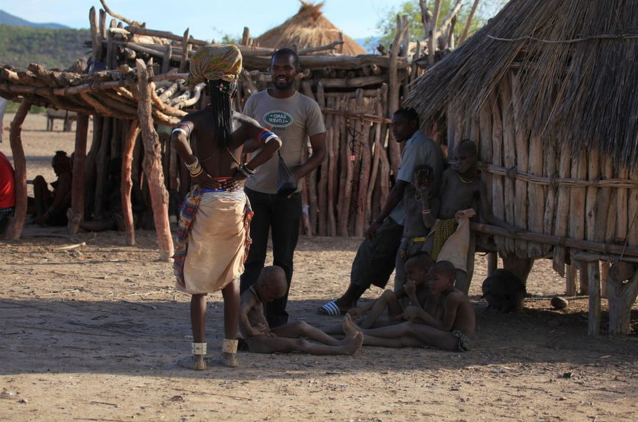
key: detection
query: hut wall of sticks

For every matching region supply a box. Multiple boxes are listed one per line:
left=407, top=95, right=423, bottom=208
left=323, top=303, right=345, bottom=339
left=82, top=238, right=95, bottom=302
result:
left=405, top=0, right=638, bottom=335
left=0, top=1, right=467, bottom=256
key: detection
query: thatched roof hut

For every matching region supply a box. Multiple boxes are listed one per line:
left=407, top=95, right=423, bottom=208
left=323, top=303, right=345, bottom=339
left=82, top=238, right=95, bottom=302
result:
left=256, top=1, right=367, bottom=56
left=405, top=0, right=638, bottom=335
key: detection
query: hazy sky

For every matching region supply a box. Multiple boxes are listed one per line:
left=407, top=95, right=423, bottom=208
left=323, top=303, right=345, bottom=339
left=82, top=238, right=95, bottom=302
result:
left=1, top=0, right=411, bottom=41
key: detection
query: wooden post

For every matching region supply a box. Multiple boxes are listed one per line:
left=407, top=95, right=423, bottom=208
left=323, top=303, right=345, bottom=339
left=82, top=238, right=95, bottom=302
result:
left=3, top=100, right=31, bottom=240
left=565, top=264, right=577, bottom=296
left=487, top=252, right=498, bottom=275
left=587, top=261, right=601, bottom=336
left=489, top=92, right=505, bottom=252
left=68, top=114, right=89, bottom=235
left=180, top=29, right=190, bottom=73
left=135, top=59, right=174, bottom=261
left=428, top=0, right=442, bottom=66
left=387, top=15, right=408, bottom=179
left=121, top=120, right=140, bottom=245
left=600, top=261, right=609, bottom=299
left=607, top=262, right=638, bottom=335
left=553, top=143, right=572, bottom=276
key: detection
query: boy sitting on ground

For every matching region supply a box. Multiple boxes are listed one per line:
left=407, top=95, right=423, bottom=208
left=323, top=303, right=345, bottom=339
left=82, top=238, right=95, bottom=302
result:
left=240, top=266, right=363, bottom=355
left=347, top=254, right=432, bottom=329
left=343, top=260, right=475, bottom=352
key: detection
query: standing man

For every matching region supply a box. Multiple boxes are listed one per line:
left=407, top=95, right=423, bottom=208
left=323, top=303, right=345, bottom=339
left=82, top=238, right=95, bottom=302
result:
left=240, top=48, right=327, bottom=328
left=319, top=108, right=444, bottom=316
left=172, top=44, right=282, bottom=370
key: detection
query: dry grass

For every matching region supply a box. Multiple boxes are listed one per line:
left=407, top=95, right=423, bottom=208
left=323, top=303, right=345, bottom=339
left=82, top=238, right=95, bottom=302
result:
left=256, top=1, right=367, bottom=56
left=406, top=0, right=638, bottom=169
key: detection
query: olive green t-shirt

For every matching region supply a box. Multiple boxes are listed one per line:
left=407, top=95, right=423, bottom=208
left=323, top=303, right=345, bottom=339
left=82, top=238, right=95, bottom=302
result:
left=243, top=90, right=326, bottom=194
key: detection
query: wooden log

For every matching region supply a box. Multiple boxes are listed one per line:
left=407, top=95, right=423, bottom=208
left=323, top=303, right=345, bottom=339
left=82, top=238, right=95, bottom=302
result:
left=387, top=16, right=408, bottom=179
left=135, top=59, right=174, bottom=261
left=579, top=264, right=589, bottom=295
left=471, top=223, right=638, bottom=258
left=317, top=83, right=329, bottom=236
left=180, top=29, right=190, bottom=73
left=569, top=152, right=587, bottom=278
left=629, top=167, right=638, bottom=247
left=565, top=264, right=577, bottom=296
left=355, top=111, right=373, bottom=237
left=338, top=99, right=356, bottom=236
left=326, top=125, right=336, bottom=236
left=616, top=165, right=629, bottom=244
left=542, top=139, right=557, bottom=256
left=489, top=91, right=506, bottom=253
left=161, top=44, right=172, bottom=74
left=553, top=142, right=572, bottom=276
left=366, top=118, right=382, bottom=227
left=68, top=114, right=89, bottom=235
left=99, top=9, right=107, bottom=44
left=607, top=262, right=638, bottom=335
left=89, top=7, right=102, bottom=62
left=84, top=116, right=103, bottom=218
left=587, top=261, right=601, bottom=335
left=3, top=100, right=31, bottom=240
left=487, top=252, right=498, bottom=275
left=377, top=126, right=391, bottom=211
left=600, top=261, right=609, bottom=299
left=479, top=101, right=493, bottom=205
left=94, top=116, right=112, bottom=220
left=429, top=0, right=442, bottom=66
left=499, top=76, right=516, bottom=254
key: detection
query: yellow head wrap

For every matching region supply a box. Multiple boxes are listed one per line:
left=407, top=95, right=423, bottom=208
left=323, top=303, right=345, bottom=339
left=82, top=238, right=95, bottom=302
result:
left=186, top=44, right=242, bottom=87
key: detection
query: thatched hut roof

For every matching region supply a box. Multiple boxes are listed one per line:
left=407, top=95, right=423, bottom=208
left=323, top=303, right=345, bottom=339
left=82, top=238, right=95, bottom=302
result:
left=405, top=0, right=638, bottom=169
left=256, top=1, right=367, bottom=56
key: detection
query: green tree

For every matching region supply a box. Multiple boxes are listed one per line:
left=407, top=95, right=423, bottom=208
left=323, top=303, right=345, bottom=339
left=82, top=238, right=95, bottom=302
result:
left=369, top=0, right=507, bottom=49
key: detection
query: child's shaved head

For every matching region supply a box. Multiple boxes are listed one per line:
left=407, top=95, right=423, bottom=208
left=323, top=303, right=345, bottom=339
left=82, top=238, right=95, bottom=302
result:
left=457, top=139, right=477, bottom=156
left=405, top=254, right=433, bottom=272
left=259, top=266, right=287, bottom=298
left=429, top=260, right=456, bottom=280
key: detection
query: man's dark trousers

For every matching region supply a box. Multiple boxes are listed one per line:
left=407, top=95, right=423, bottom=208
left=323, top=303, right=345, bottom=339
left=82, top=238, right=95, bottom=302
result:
left=240, top=188, right=301, bottom=328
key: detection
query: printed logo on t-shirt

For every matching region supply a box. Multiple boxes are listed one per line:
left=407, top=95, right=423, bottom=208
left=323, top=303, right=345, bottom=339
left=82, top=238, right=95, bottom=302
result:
left=263, top=110, right=293, bottom=128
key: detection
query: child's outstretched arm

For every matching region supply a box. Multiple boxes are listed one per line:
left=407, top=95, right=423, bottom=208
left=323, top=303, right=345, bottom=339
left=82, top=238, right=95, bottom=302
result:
left=478, top=180, right=520, bottom=234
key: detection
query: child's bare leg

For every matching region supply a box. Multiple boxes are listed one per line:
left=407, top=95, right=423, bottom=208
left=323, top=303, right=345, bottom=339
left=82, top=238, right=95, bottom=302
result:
left=348, top=317, right=460, bottom=351
left=271, top=321, right=349, bottom=346
left=359, top=290, right=403, bottom=329
left=248, top=333, right=363, bottom=355
left=220, top=279, right=240, bottom=367
left=178, top=293, right=207, bottom=370
left=343, top=315, right=423, bottom=347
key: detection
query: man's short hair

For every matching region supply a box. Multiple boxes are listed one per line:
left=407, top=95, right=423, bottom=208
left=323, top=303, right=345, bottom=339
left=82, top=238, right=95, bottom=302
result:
left=393, top=107, right=419, bottom=125
left=272, top=48, right=300, bottom=70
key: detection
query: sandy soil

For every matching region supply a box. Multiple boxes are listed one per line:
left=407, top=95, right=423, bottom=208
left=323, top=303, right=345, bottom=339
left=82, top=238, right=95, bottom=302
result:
left=1, top=113, right=637, bottom=422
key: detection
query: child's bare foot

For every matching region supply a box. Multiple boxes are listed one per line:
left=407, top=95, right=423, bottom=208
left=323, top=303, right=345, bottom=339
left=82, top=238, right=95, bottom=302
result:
left=342, top=314, right=361, bottom=337
left=344, top=332, right=363, bottom=355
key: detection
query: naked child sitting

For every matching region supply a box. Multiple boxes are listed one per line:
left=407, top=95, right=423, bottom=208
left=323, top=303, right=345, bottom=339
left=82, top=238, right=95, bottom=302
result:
left=344, top=261, right=475, bottom=352
left=239, top=266, right=363, bottom=355
left=346, top=254, right=433, bottom=329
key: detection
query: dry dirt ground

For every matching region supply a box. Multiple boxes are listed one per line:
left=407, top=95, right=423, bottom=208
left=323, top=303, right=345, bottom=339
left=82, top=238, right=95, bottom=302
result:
left=1, top=113, right=637, bottom=422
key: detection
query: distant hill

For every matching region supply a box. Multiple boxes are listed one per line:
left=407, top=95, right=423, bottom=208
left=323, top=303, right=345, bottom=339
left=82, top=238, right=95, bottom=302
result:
left=0, top=9, right=69, bottom=29
left=0, top=24, right=91, bottom=69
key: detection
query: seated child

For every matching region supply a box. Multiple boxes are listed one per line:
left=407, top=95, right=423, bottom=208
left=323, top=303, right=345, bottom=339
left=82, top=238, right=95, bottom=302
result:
left=393, top=164, right=439, bottom=294
left=343, top=261, right=476, bottom=352
left=240, top=266, right=363, bottom=355
left=348, top=254, right=433, bottom=329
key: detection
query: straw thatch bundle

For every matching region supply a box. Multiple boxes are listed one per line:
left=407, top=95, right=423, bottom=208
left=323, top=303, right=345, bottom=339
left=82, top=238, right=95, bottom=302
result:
left=406, top=0, right=638, bottom=169
left=256, top=1, right=367, bottom=56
